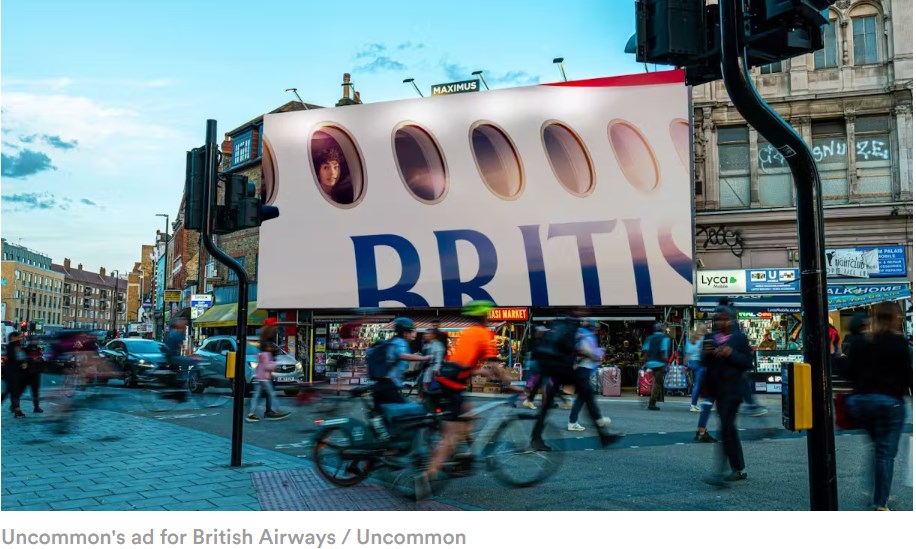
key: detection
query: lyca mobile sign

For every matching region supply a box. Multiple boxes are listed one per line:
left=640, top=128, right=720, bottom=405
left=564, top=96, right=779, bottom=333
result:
left=259, top=70, right=693, bottom=308
left=696, top=270, right=747, bottom=294
left=431, top=79, right=480, bottom=96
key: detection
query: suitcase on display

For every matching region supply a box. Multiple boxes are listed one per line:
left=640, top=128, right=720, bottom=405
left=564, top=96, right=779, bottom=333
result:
left=638, top=368, right=654, bottom=396
left=664, top=364, right=689, bottom=395
left=599, top=366, right=622, bottom=397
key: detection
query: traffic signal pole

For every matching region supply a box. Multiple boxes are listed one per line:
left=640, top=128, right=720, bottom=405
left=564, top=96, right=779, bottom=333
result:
left=719, top=0, right=837, bottom=510
left=199, top=119, right=250, bottom=467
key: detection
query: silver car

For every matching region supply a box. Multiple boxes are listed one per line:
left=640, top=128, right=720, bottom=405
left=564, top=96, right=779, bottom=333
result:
left=192, top=335, right=305, bottom=395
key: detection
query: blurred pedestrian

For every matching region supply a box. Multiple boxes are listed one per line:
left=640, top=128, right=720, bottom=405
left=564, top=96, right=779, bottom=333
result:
left=845, top=302, right=912, bottom=511
left=702, top=305, right=753, bottom=485
left=642, top=322, right=671, bottom=411
left=23, top=338, right=43, bottom=413
left=566, top=319, right=612, bottom=433
left=686, top=326, right=706, bottom=412
left=841, top=312, right=869, bottom=356
left=3, top=332, right=28, bottom=418
left=247, top=319, right=291, bottom=422
left=420, top=329, right=445, bottom=392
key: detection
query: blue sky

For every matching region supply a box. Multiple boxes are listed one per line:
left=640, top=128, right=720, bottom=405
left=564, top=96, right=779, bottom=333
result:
left=1, top=0, right=645, bottom=272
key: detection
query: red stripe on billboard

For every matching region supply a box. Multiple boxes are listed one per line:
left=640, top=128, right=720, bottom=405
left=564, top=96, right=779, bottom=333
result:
left=544, top=69, right=685, bottom=88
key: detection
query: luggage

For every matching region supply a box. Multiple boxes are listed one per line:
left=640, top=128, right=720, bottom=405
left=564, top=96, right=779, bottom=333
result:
left=664, top=364, right=689, bottom=395
left=599, top=366, right=621, bottom=397
left=638, top=368, right=654, bottom=396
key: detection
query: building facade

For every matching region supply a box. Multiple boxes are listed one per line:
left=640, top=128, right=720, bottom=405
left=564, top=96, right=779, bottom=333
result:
left=53, top=259, right=128, bottom=333
left=1, top=239, right=65, bottom=330
left=691, top=0, right=912, bottom=344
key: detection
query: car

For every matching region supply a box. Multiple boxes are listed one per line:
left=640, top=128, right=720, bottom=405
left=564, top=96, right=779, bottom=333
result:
left=99, top=338, right=171, bottom=387
left=192, top=335, right=305, bottom=395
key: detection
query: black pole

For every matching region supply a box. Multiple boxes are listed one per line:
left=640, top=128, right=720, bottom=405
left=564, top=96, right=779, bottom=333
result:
left=199, top=119, right=250, bottom=467
left=719, top=0, right=837, bottom=510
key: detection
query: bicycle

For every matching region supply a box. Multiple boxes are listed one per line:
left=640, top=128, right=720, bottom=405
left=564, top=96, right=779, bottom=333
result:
left=312, top=388, right=564, bottom=499
left=137, top=358, right=229, bottom=412
left=291, top=382, right=348, bottom=431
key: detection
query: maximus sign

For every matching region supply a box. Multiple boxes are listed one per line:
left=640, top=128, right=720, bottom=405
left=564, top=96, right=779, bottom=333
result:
left=258, top=70, right=692, bottom=309
left=431, top=79, right=480, bottom=96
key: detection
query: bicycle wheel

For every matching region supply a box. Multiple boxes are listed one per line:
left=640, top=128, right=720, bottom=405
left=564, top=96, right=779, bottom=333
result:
left=484, top=412, right=564, bottom=488
left=187, top=372, right=231, bottom=408
left=385, top=425, right=449, bottom=500
left=312, top=426, right=373, bottom=487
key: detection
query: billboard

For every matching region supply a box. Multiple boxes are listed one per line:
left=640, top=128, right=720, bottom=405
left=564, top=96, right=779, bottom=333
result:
left=259, top=70, right=693, bottom=309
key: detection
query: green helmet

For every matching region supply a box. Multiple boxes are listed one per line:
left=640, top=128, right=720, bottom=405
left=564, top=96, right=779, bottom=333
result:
left=462, top=300, right=495, bottom=318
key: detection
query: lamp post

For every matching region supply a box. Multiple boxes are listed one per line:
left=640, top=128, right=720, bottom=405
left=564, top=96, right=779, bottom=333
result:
left=471, top=70, right=490, bottom=90
left=110, top=270, right=119, bottom=337
left=403, top=78, right=423, bottom=97
left=552, top=57, right=568, bottom=82
left=156, top=213, right=169, bottom=339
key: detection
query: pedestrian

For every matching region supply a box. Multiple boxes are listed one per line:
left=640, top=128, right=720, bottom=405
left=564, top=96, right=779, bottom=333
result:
left=567, top=319, right=612, bottom=432
left=3, top=332, right=28, bottom=418
left=247, top=319, right=291, bottom=422
left=420, top=329, right=445, bottom=393
left=642, top=322, right=671, bottom=411
left=756, top=330, right=778, bottom=350
left=845, top=301, right=912, bottom=510
left=841, top=312, right=869, bottom=356
left=23, top=338, right=43, bottom=413
left=371, top=317, right=431, bottom=412
left=686, top=326, right=706, bottom=412
left=702, top=305, right=753, bottom=485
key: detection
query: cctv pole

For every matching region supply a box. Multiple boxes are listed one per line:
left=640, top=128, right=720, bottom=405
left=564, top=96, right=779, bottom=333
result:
left=719, top=0, right=837, bottom=510
left=199, top=119, right=250, bottom=467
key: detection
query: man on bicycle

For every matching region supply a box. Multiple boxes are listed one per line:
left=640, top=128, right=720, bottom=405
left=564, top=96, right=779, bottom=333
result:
left=415, top=300, right=519, bottom=499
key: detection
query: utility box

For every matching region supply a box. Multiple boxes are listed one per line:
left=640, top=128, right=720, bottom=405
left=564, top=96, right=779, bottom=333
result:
left=225, top=351, right=237, bottom=379
left=782, top=361, right=813, bottom=432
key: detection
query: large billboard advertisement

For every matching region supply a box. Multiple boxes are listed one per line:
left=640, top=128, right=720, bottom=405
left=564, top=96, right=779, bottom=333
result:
left=259, top=70, right=692, bottom=309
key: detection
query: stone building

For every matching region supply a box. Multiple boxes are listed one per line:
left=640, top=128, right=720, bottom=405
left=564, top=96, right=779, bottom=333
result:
left=1, top=239, right=65, bottom=330
left=52, top=259, right=127, bottom=332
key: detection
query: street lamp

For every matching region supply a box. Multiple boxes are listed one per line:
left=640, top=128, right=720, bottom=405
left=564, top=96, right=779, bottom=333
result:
left=553, top=57, right=568, bottom=82
left=471, top=70, right=490, bottom=90
left=156, top=213, right=169, bottom=339
left=403, top=78, right=423, bottom=97
left=285, top=87, right=310, bottom=109
left=110, top=270, right=119, bottom=337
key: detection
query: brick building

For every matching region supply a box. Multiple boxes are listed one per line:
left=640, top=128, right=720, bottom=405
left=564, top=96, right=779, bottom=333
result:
left=1, top=239, right=65, bottom=331
left=53, top=258, right=128, bottom=333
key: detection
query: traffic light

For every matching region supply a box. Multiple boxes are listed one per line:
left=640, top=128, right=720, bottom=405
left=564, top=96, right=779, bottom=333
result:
left=184, top=147, right=209, bottom=231
left=213, top=174, right=280, bottom=234
left=20, top=321, right=27, bottom=332
left=634, top=0, right=835, bottom=86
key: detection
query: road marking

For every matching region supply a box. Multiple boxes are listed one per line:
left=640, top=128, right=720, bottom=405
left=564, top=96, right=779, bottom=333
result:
left=658, top=432, right=667, bottom=435
left=630, top=445, right=640, bottom=449
left=275, top=440, right=312, bottom=450
left=155, top=412, right=220, bottom=420
left=675, top=442, right=685, bottom=445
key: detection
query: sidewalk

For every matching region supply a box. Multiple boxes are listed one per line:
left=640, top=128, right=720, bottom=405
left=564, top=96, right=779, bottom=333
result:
left=1, top=407, right=461, bottom=511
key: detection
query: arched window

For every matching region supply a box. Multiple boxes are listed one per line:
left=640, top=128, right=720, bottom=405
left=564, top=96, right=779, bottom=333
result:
left=849, top=4, right=883, bottom=66
left=813, top=14, right=839, bottom=69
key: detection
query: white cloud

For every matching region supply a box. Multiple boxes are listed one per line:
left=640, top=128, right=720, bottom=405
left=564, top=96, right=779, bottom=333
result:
left=1, top=91, right=187, bottom=175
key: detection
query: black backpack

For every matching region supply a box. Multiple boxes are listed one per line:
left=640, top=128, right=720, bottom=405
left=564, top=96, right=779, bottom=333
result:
left=366, top=339, right=395, bottom=381
left=533, top=318, right=579, bottom=383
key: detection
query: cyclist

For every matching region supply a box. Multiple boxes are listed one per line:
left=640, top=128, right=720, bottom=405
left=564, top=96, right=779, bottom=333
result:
left=415, top=300, right=520, bottom=499
left=373, top=317, right=431, bottom=411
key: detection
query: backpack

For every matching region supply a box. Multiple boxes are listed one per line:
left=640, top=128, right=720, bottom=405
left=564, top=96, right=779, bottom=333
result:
left=366, top=339, right=396, bottom=380
left=533, top=318, right=579, bottom=383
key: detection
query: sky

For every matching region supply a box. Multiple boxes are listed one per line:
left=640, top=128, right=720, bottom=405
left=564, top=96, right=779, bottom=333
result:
left=0, top=0, right=646, bottom=273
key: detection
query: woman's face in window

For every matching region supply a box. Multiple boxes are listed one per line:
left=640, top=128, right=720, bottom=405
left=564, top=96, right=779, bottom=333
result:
left=319, top=160, right=340, bottom=187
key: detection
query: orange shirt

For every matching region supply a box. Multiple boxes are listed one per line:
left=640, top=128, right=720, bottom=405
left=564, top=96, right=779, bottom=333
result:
left=447, top=325, right=498, bottom=369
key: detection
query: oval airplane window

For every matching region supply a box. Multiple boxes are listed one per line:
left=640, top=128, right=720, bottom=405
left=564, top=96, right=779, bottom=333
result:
left=542, top=121, right=595, bottom=196
left=310, top=125, right=366, bottom=208
left=470, top=122, right=524, bottom=199
left=669, top=119, right=691, bottom=172
left=608, top=120, right=659, bottom=193
left=393, top=123, right=448, bottom=203
left=261, top=138, right=278, bottom=205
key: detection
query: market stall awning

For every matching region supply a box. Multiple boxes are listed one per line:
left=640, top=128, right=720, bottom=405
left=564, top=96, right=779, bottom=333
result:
left=697, top=281, right=912, bottom=313
left=193, top=301, right=268, bottom=328
left=381, top=315, right=484, bottom=332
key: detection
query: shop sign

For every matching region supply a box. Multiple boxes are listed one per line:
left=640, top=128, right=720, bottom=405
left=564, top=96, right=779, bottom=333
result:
left=746, top=269, right=799, bottom=293
left=826, top=246, right=906, bottom=278
left=827, top=283, right=911, bottom=309
left=259, top=70, right=693, bottom=309
left=163, top=290, right=182, bottom=303
left=696, top=270, right=746, bottom=294
left=487, top=307, right=529, bottom=322
left=431, top=79, right=480, bottom=96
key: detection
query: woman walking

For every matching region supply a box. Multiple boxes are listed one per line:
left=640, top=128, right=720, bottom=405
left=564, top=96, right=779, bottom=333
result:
left=247, top=320, right=291, bottom=423
left=846, top=302, right=912, bottom=510
left=686, top=326, right=706, bottom=412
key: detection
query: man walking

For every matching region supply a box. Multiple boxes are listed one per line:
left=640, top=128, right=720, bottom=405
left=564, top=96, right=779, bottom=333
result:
left=3, top=332, right=28, bottom=418
left=642, top=323, right=671, bottom=411
left=567, top=320, right=612, bottom=433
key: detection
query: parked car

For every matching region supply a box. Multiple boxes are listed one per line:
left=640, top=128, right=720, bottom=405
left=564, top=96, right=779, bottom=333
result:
left=192, top=335, right=305, bottom=395
left=99, top=338, right=171, bottom=387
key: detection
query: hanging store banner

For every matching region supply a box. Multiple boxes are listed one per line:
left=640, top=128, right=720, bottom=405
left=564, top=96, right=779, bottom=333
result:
left=826, top=246, right=907, bottom=278
left=259, top=70, right=693, bottom=309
